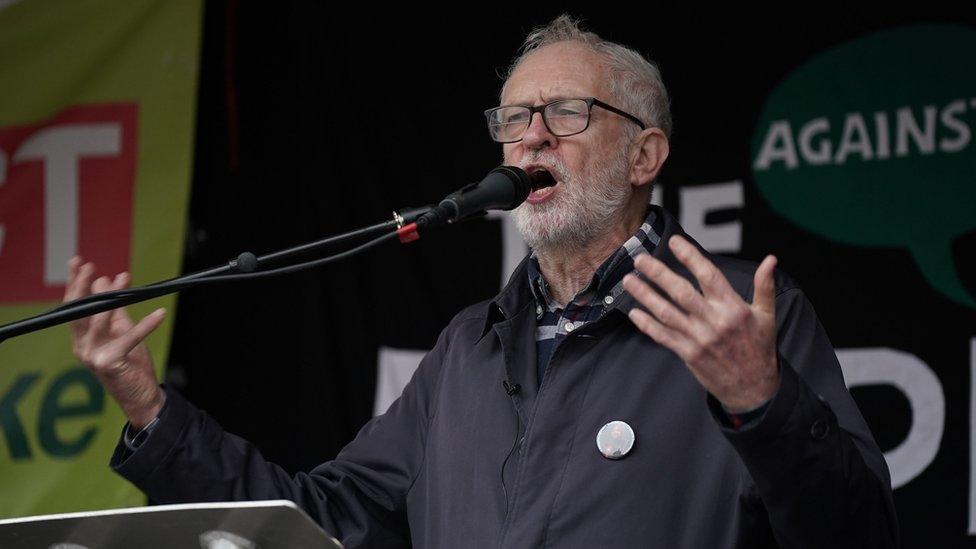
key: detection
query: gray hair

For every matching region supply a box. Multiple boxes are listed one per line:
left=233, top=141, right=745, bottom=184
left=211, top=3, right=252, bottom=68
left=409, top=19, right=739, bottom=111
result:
left=502, top=15, right=672, bottom=140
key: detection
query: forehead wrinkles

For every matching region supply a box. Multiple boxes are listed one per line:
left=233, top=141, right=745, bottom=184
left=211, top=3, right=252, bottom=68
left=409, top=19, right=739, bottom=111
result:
left=500, top=43, right=610, bottom=103
left=504, top=80, right=581, bottom=105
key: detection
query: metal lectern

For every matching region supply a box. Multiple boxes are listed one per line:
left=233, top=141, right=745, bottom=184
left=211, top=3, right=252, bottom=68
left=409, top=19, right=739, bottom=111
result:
left=0, top=500, right=343, bottom=548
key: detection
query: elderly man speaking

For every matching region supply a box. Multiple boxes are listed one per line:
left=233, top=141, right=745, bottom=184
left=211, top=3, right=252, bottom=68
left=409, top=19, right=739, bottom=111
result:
left=66, top=15, right=898, bottom=548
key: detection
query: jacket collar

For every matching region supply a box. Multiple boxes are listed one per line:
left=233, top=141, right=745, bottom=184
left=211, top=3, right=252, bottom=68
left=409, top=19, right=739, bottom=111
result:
left=480, top=205, right=701, bottom=338
left=480, top=253, right=535, bottom=340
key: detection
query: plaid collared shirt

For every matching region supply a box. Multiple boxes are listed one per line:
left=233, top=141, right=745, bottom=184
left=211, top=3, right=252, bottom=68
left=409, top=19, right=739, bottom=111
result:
left=527, top=207, right=665, bottom=384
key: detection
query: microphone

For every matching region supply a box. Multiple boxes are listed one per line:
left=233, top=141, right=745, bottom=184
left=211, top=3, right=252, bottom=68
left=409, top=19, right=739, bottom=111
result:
left=416, top=166, right=532, bottom=230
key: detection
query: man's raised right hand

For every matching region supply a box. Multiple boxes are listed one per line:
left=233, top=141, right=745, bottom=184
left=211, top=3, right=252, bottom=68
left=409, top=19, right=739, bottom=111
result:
left=65, top=256, right=167, bottom=429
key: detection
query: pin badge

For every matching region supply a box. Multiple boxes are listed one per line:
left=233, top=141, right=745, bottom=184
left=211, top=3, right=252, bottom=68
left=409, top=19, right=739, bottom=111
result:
left=596, top=420, right=635, bottom=459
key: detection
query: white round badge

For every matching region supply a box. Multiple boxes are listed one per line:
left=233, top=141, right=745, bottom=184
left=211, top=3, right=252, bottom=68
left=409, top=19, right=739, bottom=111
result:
left=596, top=420, right=635, bottom=459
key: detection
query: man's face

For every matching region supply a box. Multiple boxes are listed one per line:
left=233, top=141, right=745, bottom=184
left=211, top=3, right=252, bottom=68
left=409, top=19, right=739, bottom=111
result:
left=500, top=42, right=634, bottom=251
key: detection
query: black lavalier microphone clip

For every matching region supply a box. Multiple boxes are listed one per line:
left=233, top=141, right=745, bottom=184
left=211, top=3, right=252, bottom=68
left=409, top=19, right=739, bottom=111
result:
left=502, top=380, right=521, bottom=396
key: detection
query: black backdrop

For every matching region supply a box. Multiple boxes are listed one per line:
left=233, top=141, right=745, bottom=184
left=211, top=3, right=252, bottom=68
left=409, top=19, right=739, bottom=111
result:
left=168, top=4, right=976, bottom=545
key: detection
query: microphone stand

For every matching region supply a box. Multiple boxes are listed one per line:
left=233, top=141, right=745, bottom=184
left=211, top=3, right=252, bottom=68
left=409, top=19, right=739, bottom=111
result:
left=0, top=206, right=433, bottom=343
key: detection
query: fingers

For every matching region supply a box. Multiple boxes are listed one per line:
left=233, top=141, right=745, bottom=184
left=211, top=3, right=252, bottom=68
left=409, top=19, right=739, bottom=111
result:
left=64, top=258, right=96, bottom=302
left=752, top=255, right=778, bottom=314
left=632, top=254, right=706, bottom=317
left=87, top=276, right=115, bottom=339
left=111, top=271, right=130, bottom=292
left=623, top=272, right=694, bottom=334
left=668, top=236, right=735, bottom=299
left=66, top=259, right=98, bottom=337
left=67, top=256, right=82, bottom=290
left=95, top=309, right=166, bottom=370
left=65, top=259, right=163, bottom=381
left=627, top=244, right=781, bottom=409
left=627, top=307, right=693, bottom=357
left=108, top=272, right=136, bottom=330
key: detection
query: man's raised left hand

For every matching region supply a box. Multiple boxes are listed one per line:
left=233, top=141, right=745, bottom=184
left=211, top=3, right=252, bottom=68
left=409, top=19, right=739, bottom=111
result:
left=622, top=235, right=779, bottom=413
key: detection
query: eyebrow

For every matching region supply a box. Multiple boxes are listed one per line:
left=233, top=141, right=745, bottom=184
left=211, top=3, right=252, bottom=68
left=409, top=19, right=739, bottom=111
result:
left=501, top=94, right=583, bottom=107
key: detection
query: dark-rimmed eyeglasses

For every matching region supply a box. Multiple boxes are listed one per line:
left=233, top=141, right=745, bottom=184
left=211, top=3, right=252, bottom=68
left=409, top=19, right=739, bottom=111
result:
left=484, top=97, right=646, bottom=143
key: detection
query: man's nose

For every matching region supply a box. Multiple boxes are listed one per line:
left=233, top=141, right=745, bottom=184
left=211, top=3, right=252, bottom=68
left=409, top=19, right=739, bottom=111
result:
left=521, top=112, right=556, bottom=150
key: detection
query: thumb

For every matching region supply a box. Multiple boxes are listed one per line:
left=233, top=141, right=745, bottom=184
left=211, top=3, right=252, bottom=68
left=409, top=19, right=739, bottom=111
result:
left=752, top=255, right=777, bottom=314
left=100, top=308, right=166, bottom=364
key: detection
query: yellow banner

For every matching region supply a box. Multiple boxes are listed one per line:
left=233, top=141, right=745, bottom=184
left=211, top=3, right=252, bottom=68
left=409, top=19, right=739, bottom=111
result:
left=0, top=0, right=201, bottom=516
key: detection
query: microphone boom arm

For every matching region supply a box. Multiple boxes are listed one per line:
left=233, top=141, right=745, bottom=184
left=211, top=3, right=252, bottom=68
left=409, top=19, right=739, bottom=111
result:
left=0, top=206, right=430, bottom=343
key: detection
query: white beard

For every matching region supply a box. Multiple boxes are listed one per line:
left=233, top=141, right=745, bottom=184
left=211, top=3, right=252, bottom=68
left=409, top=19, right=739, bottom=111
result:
left=511, top=148, right=632, bottom=253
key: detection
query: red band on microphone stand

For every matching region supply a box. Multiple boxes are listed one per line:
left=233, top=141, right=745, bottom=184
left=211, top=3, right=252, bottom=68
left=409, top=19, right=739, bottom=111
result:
left=397, top=223, right=420, bottom=244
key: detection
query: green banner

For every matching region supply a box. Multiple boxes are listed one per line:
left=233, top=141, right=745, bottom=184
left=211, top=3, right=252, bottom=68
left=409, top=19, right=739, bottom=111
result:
left=751, top=24, right=976, bottom=308
left=0, top=0, right=201, bottom=516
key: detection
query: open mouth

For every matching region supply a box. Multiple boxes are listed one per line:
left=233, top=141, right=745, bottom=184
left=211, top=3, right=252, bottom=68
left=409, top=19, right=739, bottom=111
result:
left=527, top=167, right=557, bottom=191
left=524, top=166, right=559, bottom=205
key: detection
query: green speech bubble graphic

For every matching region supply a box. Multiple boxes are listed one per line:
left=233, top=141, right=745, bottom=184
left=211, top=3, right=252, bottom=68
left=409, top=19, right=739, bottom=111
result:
left=751, top=24, right=976, bottom=307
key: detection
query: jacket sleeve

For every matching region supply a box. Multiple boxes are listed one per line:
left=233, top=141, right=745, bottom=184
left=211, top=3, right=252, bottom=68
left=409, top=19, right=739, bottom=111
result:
left=109, top=321, right=453, bottom=548
left=706, top=283, right=899, bottom=548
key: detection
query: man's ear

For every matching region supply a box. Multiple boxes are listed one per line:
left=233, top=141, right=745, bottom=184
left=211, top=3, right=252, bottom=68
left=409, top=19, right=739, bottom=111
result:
left=628, top=128, right=670, bottom=187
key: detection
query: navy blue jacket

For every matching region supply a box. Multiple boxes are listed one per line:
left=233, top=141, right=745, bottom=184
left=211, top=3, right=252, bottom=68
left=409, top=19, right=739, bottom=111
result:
left=112, top=208, right=898, bottom=547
